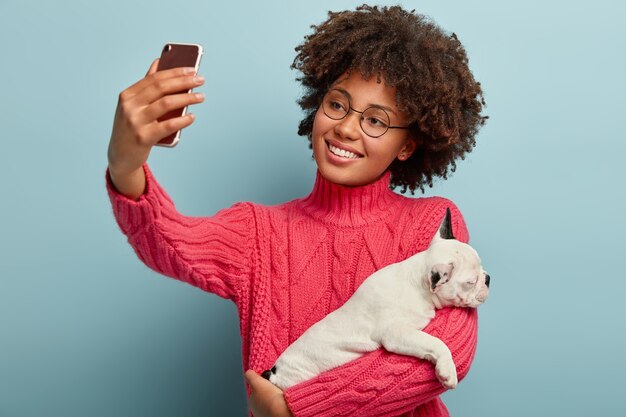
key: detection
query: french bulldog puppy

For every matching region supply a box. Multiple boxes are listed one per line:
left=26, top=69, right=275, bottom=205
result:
left=262, top=208, right=490, bottom=390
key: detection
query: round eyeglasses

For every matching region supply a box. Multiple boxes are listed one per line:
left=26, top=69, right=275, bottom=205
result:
left=321, top=89, right=410, bottom=138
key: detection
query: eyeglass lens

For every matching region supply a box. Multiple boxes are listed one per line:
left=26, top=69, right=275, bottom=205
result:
left=322, top=90, right=391, bottom=137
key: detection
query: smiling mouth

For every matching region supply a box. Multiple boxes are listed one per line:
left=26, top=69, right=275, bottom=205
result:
left=326, top=141, right=363, bottom=159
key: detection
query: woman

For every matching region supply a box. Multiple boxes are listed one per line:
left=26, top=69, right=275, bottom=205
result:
left=106, top=5, right=487, bottom=416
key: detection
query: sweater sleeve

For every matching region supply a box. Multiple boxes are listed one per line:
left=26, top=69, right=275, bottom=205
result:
left=106, top=164, right=255, bottom=302
left=283, top=199, right=478, bottom=417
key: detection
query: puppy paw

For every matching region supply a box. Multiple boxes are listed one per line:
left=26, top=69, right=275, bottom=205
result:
left=435, top=359, right=458, bottom=389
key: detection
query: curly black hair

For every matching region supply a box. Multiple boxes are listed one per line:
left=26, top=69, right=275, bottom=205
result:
left=292, top=4, right=487, bottom=193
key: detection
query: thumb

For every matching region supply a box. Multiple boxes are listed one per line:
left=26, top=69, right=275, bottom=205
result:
left=145, top=58, right=159, bottom=77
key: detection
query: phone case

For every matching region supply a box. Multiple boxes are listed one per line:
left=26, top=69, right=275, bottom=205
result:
left=155, top=42, right=204, bottom=147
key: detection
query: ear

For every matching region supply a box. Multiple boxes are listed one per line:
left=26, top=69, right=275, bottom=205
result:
left=397, top=138, right=416, bottom=161
left=430, top=207, right=455, bottom=246
left=429, top=263, right=454, bottom=293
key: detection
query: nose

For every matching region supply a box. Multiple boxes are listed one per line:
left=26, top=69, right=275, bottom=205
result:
left=335, top=111, right=362, bottom=140
left=485, top=274, right=490, bottom=288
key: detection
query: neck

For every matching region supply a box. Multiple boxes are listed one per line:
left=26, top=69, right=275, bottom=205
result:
left=298, top=170, right=400, bottom=226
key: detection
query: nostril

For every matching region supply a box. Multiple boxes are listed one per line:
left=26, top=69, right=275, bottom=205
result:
left=485, top=274, right=490, bottom=287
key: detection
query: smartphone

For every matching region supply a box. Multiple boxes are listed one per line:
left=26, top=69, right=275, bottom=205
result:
left=155, top=42, right=204, bottom=147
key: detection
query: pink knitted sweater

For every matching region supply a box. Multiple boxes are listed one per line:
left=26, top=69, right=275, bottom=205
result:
left=106, top=164, right=478, bottom=417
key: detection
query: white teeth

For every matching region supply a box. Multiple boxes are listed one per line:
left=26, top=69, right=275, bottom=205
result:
left=328, top=143, right=359, bottom=159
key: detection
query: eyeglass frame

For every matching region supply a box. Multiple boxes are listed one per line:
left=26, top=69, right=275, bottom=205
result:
left=320, top=89, right=411, bottom=138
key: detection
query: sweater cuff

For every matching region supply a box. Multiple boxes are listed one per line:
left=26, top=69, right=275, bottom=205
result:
left=105, top=164, right=172, bottom=236
left=284, top=376, right=345, bottom=417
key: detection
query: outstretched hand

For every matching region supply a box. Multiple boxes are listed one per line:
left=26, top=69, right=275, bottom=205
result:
left=107, top=58, right=205, bottom=199
left=244, top=370, right=294, bottom=417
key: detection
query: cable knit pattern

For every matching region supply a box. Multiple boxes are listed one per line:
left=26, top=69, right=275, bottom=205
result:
left=106, top=164, right=478, bottom=417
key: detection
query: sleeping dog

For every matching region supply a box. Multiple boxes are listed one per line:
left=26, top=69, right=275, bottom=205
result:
left=262, top=208, right=490, bottom=390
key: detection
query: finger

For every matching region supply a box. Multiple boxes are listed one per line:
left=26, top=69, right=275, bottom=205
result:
left=245, top=370, right=269, bottom=391
left=133, top=74, right=204, bottom=108
left=145, top=58, right=159, bottom=77
left=139, top=91, right=204, bottom=124
left=137, top=113, right=196, bottom=146
left=245, top=370, right=283, bottom=394
left=121, top=66, right=198, bottom=103
left=119, top=59, right=164, bottom=101
left=244, top=370, right=258, bottom=387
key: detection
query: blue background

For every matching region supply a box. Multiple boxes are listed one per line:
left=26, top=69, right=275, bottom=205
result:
left=1, top=0, right=625, bottom=416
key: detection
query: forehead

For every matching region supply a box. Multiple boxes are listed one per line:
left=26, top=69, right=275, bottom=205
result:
left=456, top=247, right=482, bottom=271
left=331, top=71, right=399, bottom=111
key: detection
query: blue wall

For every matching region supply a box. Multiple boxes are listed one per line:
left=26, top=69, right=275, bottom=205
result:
left=1, top=0, right=625, bottom=416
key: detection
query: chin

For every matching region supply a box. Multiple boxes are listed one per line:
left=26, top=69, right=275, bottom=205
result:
left=321, top=168, right=385, bottom=188
left=317, top=166, right=360, bottom=187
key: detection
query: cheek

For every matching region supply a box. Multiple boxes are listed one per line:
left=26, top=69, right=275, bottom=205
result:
left=312, top=108, right=330, bottom=137
left=367, top=141, right=403, bottom=163
left=441, top=284, right=459, bottom=299
left=311, top=110, right=334, bottom=162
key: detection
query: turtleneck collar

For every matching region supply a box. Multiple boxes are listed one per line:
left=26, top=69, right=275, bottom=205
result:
left=298, top=170, right=402, bottom=227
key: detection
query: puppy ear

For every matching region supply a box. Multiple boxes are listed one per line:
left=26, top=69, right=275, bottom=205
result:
left=430, top=263, right=454, bottom=292
left=431, top=208, right=455, bottom=246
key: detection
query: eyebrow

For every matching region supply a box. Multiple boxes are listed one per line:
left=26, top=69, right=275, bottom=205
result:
left=332, top=87, right=399, bottom=116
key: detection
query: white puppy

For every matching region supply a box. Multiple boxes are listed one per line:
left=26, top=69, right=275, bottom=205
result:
left=262, top=208, right=490, bottom=390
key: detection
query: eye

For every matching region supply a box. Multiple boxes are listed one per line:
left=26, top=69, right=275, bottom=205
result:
left=364, top=116, right=388, bottom=128
left=362, top=108, right=390, bottom=130
left=466, top=277, right=478, bottom=286
left=329, top=99, right=345, bottom=111
left=323, top=90, right=349, bottom=115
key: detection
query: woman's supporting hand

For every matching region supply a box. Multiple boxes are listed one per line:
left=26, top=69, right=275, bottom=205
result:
left=245, top=370, right=294, bottom=417
left=107, top=58, right=205, bottom=199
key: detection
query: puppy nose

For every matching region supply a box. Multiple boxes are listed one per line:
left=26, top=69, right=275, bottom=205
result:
left=485, top=274, right=490, bottom=287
